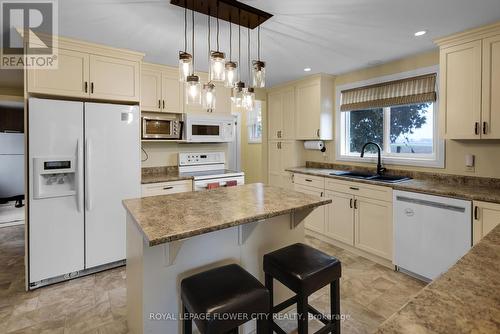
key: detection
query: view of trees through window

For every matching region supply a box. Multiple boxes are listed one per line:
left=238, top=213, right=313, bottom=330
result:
left=348, top=103, right=433, bottom=155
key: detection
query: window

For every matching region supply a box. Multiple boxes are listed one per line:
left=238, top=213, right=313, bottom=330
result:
left=344, top=102, right=435, bottom=156
left=337, top=68, right=444, bottom=168
left=247, top=101, right=262, bottom=143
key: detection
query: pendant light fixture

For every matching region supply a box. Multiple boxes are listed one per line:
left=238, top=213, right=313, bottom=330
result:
left=202, top=5, right=216, bottom=111
left=243, top=26, right=255, bottom=110
left=232, top=9, right=245, bottom=107
left=209, top=1, right=225, bottom=82
left=224, top=13, right=237, bottom=88
left=179, top=6, right=192, bottom=82
left=252, top=21, right=266, bottom=88
left=185, top=9, right=201, bottom=105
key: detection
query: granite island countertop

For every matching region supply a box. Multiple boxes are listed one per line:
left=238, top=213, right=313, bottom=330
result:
left=375, top=224, right=500, bottom=334
left=123, top=183, right=331, bottom=246
left=286, top=167, right=500, bottom=204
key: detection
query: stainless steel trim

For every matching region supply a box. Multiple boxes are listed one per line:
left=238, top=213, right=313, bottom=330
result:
left=142, top=115, right=182, bottom=140
left=396, top=196, right=466, bottom=212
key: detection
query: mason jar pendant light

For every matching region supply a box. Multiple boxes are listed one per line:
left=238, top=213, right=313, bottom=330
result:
left=224, top=13, right=237, bottom=88
left=232, top=10, right=245, bottom=108
left=209, top=1, right=225, bottom=82
left=252, top=21, right=266, bottom=88
left=243, top=26, right=255, bottom=110
left=186, top=9, right=201, bottom=105
left=179, top=6, right=192, bottom=82
left=202, top=6, right=216, bottom=111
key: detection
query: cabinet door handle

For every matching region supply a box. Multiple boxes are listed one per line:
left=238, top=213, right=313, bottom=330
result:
left=316, top=129, right=320, bottom=138
left=158, top=100, right=161, bottom=108
left=84, top=81, right=88, bottom=93
left=474, top=122, right=479, bottom=135
left=474, top=206, right=479, bottom=220
left=90, top=82, right=94, bottom=94
left=354, top=199, right=358, bottom=209
left=483, top=122, right=487, bottom=135
left=320, top=192, right=323, bottom=197
left=163, top=100, right=165, bottom=109
left=349, top=186, right=359, bottom=191
left=349, top=198, right=353, bottom=208
left=163, top=186, right=174, bottom=190
left=305, top=179, right=313, bottom=182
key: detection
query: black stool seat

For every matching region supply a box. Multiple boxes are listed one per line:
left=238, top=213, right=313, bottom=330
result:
left=181, top=264, right=270, bottom=334
left=264, top=243, right=341, bottom=295
left=264, top=243, right=342, bottom=334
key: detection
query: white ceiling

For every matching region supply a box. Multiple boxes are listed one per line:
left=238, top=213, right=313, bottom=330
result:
left=10, top=0, right=500, bottom=87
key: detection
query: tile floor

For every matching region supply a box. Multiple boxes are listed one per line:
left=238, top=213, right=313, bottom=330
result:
left=0, top=225, right=425, bottom=333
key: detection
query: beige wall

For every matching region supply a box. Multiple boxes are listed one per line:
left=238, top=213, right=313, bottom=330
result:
left=239, top=99, right=266, bottom=184
left=303, top=50, right=500, bottom=179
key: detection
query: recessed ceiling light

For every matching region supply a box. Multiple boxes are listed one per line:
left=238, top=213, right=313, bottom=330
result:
left=414, top=30, right=427, bottom=37
left=304, top=67, right=311, bottom=72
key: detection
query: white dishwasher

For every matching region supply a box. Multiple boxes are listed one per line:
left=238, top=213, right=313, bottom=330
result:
left=394, top=190, right=472, bottom=281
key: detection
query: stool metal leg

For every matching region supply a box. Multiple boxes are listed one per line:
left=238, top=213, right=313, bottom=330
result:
left=265, top=273, right=273, bottom=332
left=331, top=280, right=341, bottom=334
left=183, top=306, right=192, bottom=334
left=297, top=294, right=308, bottom=334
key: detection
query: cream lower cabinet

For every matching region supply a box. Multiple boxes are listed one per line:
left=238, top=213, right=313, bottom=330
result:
left=354, top=196, right=393, bottom=260
left=294, top=183, right=325, bottom=233
left=294, top=174, right=393, bottom=261
left=268, top=141, right=302, bottom=188
left=473, top=201, right=500, bottom=245
left=141, top=180, right=192, bottom=197
left=324, top=190, right=354, bottom=245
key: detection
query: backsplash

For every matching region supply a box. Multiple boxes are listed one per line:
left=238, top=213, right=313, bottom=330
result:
left=305, top=161, right=500, bottom=189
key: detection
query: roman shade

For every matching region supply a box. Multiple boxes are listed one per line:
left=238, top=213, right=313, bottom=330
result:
left=340, top=73, right=437, bottom=111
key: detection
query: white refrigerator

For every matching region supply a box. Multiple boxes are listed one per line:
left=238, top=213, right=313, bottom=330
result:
left=28, top=98, right=140, bottom=287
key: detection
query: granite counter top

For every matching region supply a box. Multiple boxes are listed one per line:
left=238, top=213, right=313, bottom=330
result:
left=123, top=183, right=331, bottom=246
left=375, top=224, right=500, bottom=334
left=141, top=166, right=193, bottom=184
left=286, top=167, right=500, bottom=204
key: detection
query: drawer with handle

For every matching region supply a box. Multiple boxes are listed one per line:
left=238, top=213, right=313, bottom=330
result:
left=141, top=180, right=193, bottom=197
left=293, top=173, right=325, bottom=189
left=325, top=178, right=392, bottom=202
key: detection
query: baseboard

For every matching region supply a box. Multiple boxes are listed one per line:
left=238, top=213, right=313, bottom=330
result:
left=305, top=229, right=395, bottom=269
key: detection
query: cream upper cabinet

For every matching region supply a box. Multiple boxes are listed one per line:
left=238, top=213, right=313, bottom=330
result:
left=325, top=190, right=354, bottom=245
left=294, top=184, right=325, bottom=233
left=27, top=48, right=90, bottom=98
left=141, top=69, right=162, bottom=112
left=473, top=201, right=500, bottom=245
left=89, top=55, right=140, bottom=102
left=162, top=72, right=182, bottom=113
left=482, top=34, right=500, bottom=139
left=295, top=75, right=334, bottom=140
left=439, top=41, right=482, bottom=139
left=268, top=91, right=283, bottom=140
left=354, top=196, right=393, bottom=260
left=267, top=87, right=295, bottom=140
left=437, top=22, right=500, bottom=139
left=27, top=37, right=144, bottom=102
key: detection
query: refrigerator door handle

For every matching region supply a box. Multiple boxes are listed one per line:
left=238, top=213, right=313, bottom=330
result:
left=85, top=138, right=92, bottom=211
left=76, top=139, right=83, bottom=212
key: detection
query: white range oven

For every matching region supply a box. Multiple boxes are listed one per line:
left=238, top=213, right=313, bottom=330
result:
left=178, top=152, right=244, bottom=191
left=185, top=114, right=235, bottom=143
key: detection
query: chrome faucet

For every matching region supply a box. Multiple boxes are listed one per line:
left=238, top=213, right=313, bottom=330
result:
left=360, top=142, right=385, bottom=175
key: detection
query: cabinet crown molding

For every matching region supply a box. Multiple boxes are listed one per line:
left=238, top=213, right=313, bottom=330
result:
left=435, top=20, right=500, bottom=48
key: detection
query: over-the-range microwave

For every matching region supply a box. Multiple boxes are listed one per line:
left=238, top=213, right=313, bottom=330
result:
left=142, top=114, right=183, bottom=140
left=185, top=113, right=235, bottom=143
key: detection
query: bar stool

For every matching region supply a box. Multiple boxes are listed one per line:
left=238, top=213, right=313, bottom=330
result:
left=263, top=243, right=342, bottom=334
left=181, top=264, right=270, bottom=334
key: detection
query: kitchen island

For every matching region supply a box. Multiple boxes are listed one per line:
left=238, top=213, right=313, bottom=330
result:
left=123, top=183, right=331, bottom=334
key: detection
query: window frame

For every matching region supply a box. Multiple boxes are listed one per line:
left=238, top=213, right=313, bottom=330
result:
left=336, top=66, right=445, bottom=168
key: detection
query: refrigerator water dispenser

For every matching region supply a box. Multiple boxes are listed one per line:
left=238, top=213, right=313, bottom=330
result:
left=33, top=157, right=77, bottom=199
